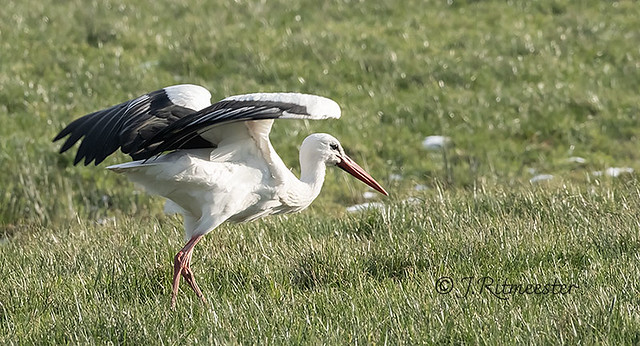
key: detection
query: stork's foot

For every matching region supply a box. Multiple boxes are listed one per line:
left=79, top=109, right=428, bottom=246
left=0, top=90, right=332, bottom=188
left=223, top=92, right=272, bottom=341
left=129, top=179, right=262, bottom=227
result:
left=171, top=235, right=205, bottom=308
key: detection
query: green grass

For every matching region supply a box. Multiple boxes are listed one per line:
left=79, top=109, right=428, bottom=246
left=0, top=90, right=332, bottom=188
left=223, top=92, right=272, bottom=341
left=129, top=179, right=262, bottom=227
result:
left=2, top=0, right=640, bottom=343
left=3, top=184, right=640, bottom=343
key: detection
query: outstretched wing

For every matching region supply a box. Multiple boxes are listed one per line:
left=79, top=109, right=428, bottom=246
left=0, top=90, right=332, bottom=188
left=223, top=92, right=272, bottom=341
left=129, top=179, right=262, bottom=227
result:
left=53, top=84, right=212, bottom=165
left=140, top=92, right=341, bottom=158
left=54, top=85, right=341, bottom=166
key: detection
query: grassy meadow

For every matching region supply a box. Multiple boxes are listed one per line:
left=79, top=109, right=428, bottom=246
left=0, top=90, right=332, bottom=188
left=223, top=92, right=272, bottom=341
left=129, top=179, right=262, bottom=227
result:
left=2, top=0, right=640, bottom=343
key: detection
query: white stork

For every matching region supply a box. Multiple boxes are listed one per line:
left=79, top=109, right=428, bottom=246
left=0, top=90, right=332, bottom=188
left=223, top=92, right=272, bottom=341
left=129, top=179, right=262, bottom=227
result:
left=54, top=84, right=388, bottom=307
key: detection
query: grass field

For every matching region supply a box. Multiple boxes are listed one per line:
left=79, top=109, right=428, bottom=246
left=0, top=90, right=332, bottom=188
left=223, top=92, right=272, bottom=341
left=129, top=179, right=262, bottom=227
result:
left=1, top=0, right=640, bottom=343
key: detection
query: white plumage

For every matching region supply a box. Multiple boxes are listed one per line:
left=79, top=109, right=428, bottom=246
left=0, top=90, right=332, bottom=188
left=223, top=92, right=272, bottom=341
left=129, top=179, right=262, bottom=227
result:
left=54, top=84, right=388, bottom=307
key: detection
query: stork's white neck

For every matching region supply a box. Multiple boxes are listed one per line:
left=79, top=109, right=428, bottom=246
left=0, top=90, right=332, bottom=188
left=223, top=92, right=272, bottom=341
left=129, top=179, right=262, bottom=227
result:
left=274, top=142, right=328, bottom=210
left=299, top=156, right=327, bottom=200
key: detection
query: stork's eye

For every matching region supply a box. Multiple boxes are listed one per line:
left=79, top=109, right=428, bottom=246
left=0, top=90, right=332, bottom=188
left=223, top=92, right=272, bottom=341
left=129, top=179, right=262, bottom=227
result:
left=330, top=143, right=339, bottom=151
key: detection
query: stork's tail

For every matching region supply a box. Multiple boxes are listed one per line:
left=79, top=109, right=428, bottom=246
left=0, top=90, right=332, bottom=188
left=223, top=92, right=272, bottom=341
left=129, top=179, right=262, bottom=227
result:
left=106, top=160, right=158, bottom=173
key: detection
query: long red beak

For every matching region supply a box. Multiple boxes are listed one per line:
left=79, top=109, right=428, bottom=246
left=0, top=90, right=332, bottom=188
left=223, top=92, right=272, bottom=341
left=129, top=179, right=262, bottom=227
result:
left=336, top=154, right=389, bottom=196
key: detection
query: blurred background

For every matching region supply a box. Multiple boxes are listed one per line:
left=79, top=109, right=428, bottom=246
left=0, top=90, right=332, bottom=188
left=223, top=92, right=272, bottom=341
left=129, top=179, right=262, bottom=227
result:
left=1, top=0, right=639, bottom=227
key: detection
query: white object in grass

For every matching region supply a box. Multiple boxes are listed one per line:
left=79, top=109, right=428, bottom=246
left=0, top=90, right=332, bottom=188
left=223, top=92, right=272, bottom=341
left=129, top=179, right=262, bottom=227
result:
left=529, top=174, right=554, bottom=183
left=422, top=135, right=451, bottom=150
left=346, top=202, right=386, bottom=213
left=592, top=167, right=634, bottom=177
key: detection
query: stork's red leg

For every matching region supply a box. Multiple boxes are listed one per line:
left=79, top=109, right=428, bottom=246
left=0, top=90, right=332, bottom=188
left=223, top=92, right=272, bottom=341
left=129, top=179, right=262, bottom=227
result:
left=171, top=234, right=205, bottom=308
left=181, top=251, right=206, bottom=303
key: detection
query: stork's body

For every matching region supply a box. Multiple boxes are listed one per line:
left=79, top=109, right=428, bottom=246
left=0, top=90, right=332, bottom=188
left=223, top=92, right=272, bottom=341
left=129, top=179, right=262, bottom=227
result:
left=108, top=134, right=329, bottom=239
left=54, top=84, right=388, bottom=306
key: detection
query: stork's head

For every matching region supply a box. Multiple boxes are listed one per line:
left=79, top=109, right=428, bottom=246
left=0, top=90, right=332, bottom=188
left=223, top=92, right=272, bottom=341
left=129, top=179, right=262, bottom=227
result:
left=301, top=133, right=389, bottom=196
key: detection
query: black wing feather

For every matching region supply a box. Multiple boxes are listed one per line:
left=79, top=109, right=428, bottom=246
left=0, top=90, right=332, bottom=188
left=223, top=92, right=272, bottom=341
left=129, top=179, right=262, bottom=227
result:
left=54, top=89, right=332, bottom=165
left=75, top=102, right=133, bottom=165
left=53, top=88, right=207, bottom=166
left=136, top=100, right=304, bottom=158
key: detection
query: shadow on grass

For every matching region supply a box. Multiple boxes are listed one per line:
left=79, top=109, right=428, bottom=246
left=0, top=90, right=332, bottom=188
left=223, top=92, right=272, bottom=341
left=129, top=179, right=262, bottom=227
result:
left=363, top=252, right=430, bottom=281
left=288, top=251, right=353, bottom=290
